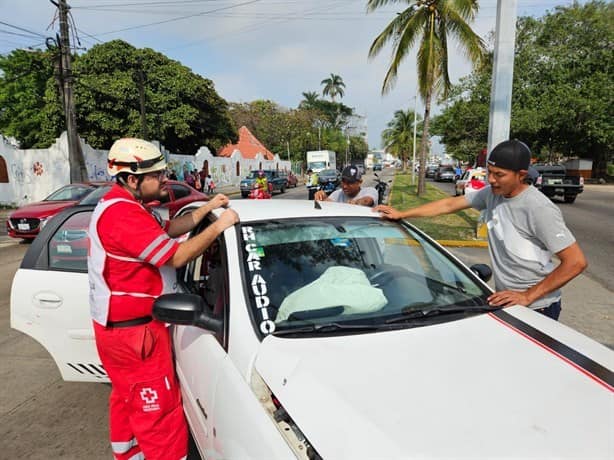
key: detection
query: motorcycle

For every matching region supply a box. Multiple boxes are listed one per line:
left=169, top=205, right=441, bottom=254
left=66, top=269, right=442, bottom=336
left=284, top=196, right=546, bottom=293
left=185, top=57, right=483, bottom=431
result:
left=373, top=173, right=390, bottom=205
left=248, top=182, right=272, bottom=199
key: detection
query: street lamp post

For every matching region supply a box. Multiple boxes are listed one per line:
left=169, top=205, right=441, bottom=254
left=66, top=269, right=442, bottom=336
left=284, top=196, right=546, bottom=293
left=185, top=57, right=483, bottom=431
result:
left=412, top=92, right=418, bottom=184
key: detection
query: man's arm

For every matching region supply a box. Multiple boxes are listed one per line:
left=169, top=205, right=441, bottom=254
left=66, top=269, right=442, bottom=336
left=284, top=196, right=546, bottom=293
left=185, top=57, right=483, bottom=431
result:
left=166, top=194, right=229, bottom=238
left=487, top=242, right=587, bottom=307
left=374, top=195, right=470, bottom=220
left=166, top=208, right=239, bottom=268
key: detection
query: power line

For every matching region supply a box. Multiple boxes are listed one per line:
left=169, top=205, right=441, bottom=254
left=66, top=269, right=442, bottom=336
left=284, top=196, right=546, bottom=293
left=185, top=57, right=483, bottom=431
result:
left=77, top=0, right=263, bottom=37
left=0, top=20, right=47, bottom=38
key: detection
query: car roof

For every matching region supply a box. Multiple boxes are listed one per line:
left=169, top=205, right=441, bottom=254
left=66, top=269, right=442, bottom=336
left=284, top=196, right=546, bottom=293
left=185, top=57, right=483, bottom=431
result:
left=208, top=199, right=377, bottom=223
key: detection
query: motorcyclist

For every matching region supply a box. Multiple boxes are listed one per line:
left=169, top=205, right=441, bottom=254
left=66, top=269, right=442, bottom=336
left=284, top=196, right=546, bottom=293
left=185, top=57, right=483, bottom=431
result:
left=307, top=169, right=319, bottom=200
left=255, top=170, right=269, bottom=192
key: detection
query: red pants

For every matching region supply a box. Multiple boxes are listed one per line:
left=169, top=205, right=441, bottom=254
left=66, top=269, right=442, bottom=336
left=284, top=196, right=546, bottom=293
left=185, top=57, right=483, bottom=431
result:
left=94, top=320, right=188, bottom=460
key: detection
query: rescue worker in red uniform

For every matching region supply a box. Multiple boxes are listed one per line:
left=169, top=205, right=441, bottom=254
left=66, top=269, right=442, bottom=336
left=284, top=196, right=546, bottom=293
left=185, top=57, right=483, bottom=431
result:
left=88, top=138, right=238, bottom=460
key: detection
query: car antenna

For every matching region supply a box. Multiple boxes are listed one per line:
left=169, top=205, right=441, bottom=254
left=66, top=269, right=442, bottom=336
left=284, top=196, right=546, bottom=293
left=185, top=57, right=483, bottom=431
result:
left=314, top=200, right=321, bottom=210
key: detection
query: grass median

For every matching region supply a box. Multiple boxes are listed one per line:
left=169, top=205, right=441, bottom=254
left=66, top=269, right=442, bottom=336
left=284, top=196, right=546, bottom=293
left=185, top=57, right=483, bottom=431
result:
left=388, top=172, right=485, bottom=243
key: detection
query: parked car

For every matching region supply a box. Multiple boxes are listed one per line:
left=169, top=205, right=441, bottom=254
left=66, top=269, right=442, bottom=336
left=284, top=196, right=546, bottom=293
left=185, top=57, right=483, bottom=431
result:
left=533, top=164, right=584, bottom=204
left=435, top=165, right=457, bottom=182
left=373, top=163, right=383, bottom=171
left=47, top=180, right=208, bottom=270
left=11, top=200, right=613, bottom=459
left=425, top=164, right=439, bottom=178
left=78, top=180, right=208, bottom=220
left=280, top=171, right=298, bottom=188
left=240, top=170, right=287, bottom=198
left=6, top=182, right=111, bottom=241
left=455, top=168, right=488, bottom=196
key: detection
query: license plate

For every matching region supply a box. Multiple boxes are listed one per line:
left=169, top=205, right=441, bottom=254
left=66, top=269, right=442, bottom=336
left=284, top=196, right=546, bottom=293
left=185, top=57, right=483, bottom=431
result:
left=555, top=188, right=564, bottom=193
left=17, top=223, right=30, bottom=231
left=56, top=244, right=73, bottom=254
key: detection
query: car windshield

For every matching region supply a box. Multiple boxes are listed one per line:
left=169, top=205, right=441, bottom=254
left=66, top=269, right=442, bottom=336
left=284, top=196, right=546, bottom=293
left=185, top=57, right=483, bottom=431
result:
left=248, top=171, right=272, bottom=179
left=239, top=217, right=491, bottom=338
left=79, top=185, right=111, bottom=205
left=45, top=185, right=94, bottom=201
left=308, top=161, right=327, bottom=170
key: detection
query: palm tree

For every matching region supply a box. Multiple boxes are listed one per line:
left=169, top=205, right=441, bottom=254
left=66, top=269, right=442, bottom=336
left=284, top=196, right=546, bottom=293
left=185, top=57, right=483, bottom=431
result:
left=299, top=91, right=320, bottom=109
left=367, top=0, right=485, bottom=195
left=320, top=74, right=346, bottom=102
left=382, top=109, right=421, bottom=172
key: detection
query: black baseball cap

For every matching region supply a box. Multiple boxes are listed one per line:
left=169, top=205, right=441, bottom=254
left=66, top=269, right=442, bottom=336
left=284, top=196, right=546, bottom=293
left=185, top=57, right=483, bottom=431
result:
left=487, top=139, right=531, bottom=171
left=341, top=165, right=362, bottom=183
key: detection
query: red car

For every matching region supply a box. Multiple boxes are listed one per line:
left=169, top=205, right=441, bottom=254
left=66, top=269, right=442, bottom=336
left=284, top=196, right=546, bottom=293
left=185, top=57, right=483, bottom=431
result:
left=7, top=182, right=111, bottom=241
left=48, top=181, right=208, bottom=268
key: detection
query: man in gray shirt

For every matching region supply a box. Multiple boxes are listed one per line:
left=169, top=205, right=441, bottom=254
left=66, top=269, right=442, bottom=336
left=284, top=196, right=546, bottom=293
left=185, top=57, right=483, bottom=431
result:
left=374, top=139, right=587, bottom=320
left=315, top=165, right=378, bottom=207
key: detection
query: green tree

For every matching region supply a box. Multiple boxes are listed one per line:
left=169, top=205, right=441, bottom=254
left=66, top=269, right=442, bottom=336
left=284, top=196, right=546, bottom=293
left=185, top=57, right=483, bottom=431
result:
left=320, top=74, right=346, bottom=102
left=74, top=40, right=236, bottom=154
left=431, top=56, right=492, bottom=164
left=367, top=0, right=485, bottom=195
left=382, top=108, right=422, bottom=171
left=0, top=49, right=57, bottom=148
left=299, top=91, right=321, bottom=109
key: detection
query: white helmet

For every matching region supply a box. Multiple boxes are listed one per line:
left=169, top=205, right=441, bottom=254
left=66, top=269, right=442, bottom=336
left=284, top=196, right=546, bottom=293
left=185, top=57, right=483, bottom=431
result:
left=107, top=138, right=167, bottom=176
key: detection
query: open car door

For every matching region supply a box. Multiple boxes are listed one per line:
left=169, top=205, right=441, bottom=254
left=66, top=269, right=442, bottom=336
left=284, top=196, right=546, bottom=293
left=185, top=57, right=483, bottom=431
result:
left=10, top=205, right=108, bottom=383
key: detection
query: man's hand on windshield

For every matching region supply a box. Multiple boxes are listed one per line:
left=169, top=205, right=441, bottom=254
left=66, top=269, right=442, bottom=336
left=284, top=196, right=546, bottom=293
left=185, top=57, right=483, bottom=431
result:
left=487, top=290, right=531, bottom=307
left=374, top=205, right=403, bottom=220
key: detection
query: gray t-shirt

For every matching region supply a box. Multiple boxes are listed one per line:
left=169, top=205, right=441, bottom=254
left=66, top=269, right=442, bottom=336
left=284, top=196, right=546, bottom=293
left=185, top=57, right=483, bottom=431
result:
left=328, top=187, right=378, bottom=207
left=465, top=185, right=575, bottom=309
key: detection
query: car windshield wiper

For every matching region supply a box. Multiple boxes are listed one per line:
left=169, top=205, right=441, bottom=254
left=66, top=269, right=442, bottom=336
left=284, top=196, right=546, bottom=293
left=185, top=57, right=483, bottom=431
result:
left=272, top=322, right=382, bottom=336
left=385, top=304, right=501, bottom=324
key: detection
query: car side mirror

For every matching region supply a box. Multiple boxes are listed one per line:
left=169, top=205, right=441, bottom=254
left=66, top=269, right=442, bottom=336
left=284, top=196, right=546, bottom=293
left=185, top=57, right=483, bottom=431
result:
left=153, top=293, right=223, bottom=334
left=470, top=263, right=492, bottom=283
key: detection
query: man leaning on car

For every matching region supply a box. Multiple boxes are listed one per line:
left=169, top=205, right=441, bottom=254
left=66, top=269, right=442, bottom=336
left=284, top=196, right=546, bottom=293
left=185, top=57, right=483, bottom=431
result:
left=88, top=138, right=238, bottom=460
left=375, top=139, right=587, bottom=320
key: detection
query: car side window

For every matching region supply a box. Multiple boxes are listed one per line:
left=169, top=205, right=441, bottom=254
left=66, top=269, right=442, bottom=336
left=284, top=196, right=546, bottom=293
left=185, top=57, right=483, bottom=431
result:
left=48, top=210, right=93, bottom=272
left=171, top=184, right=191, bottom=199
left=178, top=221, right=229, bottom=347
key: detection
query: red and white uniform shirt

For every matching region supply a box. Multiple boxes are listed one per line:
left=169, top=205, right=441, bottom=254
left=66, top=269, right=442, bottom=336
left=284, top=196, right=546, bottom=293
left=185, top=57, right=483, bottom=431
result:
left=88, top=184, right=179, bottom=325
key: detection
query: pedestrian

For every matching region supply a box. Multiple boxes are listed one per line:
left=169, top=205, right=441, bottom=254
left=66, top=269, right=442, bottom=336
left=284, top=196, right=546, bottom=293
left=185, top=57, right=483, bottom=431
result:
left=207, top=175, right=215, bottom=194
left=193, top=169, right=202, bottom=191
left=375, top=139, right=587, bottom=320
left=88, top=138, right=238, bottom=460
left=315, top=165, right=378, bottom=207
left=184, top=168, right=195, bottom=187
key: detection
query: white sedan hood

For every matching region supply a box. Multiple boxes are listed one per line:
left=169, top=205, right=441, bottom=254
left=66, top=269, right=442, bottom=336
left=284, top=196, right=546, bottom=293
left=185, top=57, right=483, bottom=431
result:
left=255, top=307, right=614, bottom=459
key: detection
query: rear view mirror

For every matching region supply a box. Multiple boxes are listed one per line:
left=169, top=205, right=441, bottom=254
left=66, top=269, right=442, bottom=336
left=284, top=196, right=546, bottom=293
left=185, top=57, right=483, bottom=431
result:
left=470, top=264, right=492, bottom=283
left=153, top=293, right=223, bottom=334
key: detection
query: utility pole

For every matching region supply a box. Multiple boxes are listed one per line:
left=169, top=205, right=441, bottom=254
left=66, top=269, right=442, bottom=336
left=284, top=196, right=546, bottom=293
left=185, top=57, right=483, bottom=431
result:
left=53, top=0, right=87, bottom=183
left=136, top=55, right=148, bottom=140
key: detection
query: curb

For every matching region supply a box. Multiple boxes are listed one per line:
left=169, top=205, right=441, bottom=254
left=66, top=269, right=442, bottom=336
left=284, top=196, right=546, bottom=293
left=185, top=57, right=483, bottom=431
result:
left=436, top=240, right=489, bottom=248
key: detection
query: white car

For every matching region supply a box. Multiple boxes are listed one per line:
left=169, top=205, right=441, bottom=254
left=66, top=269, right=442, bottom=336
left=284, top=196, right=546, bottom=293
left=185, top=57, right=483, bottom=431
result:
left=455, top=167, right=487, bottom=196
left=11, top=200, right=614, bottom=459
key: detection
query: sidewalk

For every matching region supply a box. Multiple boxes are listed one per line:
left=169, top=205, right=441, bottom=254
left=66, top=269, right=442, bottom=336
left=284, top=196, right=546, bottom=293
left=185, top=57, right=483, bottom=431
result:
left=450, top=246, right=614, bottom=349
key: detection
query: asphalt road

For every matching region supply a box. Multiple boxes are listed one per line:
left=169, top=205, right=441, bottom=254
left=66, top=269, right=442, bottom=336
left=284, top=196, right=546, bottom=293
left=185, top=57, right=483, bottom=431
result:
left=429, top=178, right=614, bottom=292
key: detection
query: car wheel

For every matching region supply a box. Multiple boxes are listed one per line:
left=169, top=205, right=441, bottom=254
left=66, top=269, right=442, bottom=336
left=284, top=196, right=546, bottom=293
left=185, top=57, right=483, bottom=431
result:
left=280, top=185, right=286, bottom=193
left=241, top=192, right=249, bottom=198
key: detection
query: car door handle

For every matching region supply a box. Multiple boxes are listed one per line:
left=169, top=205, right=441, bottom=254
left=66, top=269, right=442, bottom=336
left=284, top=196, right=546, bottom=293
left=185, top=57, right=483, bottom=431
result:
left=196, top=398, right=208, bottom=420
left=33, top=292, right=62, bottom=308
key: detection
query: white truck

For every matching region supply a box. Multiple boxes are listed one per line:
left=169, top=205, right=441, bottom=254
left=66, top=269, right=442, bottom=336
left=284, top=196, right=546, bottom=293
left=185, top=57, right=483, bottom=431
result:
left=307, top=150, right=336, bottom=173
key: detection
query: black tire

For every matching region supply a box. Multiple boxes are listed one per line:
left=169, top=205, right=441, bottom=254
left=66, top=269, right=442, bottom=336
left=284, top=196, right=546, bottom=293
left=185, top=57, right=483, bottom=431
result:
left=280, top=185, right=286, bottom=193
left=563, top=195, right=577, bottom=203
left=241, top=192, right=249, bottom=198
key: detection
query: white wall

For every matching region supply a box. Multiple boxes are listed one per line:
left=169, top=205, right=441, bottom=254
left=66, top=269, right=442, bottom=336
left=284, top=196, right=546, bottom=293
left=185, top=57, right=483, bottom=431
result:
left=0, top=133, right=290, bottom=206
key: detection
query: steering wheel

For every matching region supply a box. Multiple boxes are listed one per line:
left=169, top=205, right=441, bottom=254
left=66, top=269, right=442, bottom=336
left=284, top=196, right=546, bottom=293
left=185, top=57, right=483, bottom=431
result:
left=367, top=265, right=422, bottom=286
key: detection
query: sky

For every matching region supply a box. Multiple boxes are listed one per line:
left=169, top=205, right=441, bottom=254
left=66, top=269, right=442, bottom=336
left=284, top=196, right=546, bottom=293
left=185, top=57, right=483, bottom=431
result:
left=1, top=0, right=577, bottom=153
